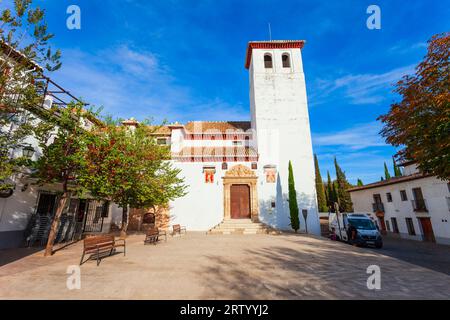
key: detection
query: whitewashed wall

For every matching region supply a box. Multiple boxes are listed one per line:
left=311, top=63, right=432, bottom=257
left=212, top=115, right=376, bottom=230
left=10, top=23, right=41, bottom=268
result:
left=350, top=176, right=450, bottom=245
left=248, top=46, right=320, bottom=235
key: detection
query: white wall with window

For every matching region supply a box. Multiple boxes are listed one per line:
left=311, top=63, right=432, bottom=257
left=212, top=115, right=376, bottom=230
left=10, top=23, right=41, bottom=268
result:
left=349, top=174, right=450, bottom=245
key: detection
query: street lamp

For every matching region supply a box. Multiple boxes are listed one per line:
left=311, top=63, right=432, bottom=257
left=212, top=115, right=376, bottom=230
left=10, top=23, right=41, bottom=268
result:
left=22, top=145, right=34, bottom=159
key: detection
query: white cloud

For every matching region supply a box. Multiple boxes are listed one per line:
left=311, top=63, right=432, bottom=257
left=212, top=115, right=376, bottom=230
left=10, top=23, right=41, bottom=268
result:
left=312, top=122, right=387, bottom=150
left=311, top=65, right=415, bottom=106
left=49, top=46, right=247, bottom=123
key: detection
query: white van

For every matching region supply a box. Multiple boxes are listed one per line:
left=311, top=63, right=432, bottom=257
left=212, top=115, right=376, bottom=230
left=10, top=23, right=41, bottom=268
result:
left=329, top=213, right=383, bottom=248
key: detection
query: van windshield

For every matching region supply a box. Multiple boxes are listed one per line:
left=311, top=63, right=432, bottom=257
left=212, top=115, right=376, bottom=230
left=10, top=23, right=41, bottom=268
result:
left=348, top=218, right=376, bottom=230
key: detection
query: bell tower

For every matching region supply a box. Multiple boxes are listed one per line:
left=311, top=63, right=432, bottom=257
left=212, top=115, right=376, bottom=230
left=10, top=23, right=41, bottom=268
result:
left=246, top=40, right=320, bottom=235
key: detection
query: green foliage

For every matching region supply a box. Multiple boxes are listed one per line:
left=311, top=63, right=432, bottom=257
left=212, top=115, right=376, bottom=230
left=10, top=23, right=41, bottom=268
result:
left=78, top=118, right=187, bottom=231
left=288, top=161, right=300, bottom=232
left=334, top=157, right=353, bottom=212
left=384, top=162, right=391, bottom=180
left=357, top=179, right=363, bottom=186
left=314, top=154, right=327, bottom=212
left=393, top=158, right=402, bottom=177
left=325, top=170, right=335, bottom=207
left=378, top=33, right=450, bottom=180
left=1, top=0, right=60, bottom=189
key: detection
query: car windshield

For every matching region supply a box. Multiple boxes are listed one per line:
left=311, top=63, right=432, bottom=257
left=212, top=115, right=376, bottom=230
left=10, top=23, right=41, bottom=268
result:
left=348, top=218, right=376, bottom=230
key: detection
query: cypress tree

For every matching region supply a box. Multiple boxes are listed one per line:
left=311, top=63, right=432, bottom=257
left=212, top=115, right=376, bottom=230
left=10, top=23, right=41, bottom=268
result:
left=357, top=179, right=363, bottom=186
left=393, top=158, right=402, bottom=177
left=314, top=154, right=328, bottom=212
left=288, top=161, right=300, bottom=232
left=334, top=157, right=353, bottom=212
left=384, top=162, right=391, bottom=180
left=326, top=170, right=334, bottom=206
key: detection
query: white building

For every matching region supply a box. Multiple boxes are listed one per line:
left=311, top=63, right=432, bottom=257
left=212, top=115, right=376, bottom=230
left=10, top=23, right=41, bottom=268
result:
left=0, top=42, right=113, bottom=249
left=1, top=39, right=321, bottom=249
left=348, top=162, right=450, bottom=245
left=124, top=40, right=321, bottom=235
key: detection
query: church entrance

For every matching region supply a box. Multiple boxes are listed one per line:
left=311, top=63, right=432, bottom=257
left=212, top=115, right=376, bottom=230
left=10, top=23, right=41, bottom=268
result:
left=230, top=184, right=251, bottom=219
left=222, top=164, right=259, bottom=222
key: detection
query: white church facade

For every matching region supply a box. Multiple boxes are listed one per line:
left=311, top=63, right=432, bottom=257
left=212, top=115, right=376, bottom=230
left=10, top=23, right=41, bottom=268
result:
left=122, top=40, right=321, bottom=235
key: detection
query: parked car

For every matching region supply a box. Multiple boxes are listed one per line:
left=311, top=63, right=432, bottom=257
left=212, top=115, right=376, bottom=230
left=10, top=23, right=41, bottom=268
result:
left=329, top=213, right=383, bottom=248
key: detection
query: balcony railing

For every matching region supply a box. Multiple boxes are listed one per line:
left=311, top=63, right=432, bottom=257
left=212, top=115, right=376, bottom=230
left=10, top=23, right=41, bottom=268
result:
left=372, top=202, right=384, bottom=213
left=412, top=199, right=428, bottom=212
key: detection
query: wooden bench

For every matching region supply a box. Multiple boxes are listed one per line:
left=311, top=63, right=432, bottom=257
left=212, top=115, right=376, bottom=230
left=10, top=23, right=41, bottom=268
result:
left=144, top=227, right=167, bottom=245
left=80, top=234, right=126, bottom=266
left=171, top=224, right=186, bottom=237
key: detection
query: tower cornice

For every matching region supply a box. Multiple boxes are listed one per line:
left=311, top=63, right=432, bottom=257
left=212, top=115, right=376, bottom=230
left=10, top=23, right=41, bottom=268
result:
left=245, top=40, right=305, bottom=69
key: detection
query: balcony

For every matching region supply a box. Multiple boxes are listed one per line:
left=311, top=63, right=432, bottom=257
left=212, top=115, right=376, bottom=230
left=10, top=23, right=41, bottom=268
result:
left=372, top=202, right=384, bottom=213
left=412, top=199, right=428, bottom=212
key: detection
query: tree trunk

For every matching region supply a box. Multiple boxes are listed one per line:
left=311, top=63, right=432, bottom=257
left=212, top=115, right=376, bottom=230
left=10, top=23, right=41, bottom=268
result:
left=120, top=205, right=128, bottom=238
left=44, top=192, right=69, bottom=256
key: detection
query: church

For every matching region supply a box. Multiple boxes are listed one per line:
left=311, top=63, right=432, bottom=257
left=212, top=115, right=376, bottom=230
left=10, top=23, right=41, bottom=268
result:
left=123, top=40, right=321, bottom=235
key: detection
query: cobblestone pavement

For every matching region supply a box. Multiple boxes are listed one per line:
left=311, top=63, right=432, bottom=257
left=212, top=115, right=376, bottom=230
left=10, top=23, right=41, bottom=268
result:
left=367, top=235, right=450, bottom=276
left=0, top=232, right=449, bottom=299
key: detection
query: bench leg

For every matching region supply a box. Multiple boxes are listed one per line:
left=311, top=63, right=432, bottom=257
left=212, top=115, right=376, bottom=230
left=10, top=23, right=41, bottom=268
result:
left=96, top=248, right=100, bottom=266
left=79, top=251, right=85, bottom=266
left=123, top=243, right=126, bottom=256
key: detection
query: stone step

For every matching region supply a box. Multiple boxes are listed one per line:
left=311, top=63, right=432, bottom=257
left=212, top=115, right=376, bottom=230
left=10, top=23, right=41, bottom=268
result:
left=207, top=219, right=279, bottom=235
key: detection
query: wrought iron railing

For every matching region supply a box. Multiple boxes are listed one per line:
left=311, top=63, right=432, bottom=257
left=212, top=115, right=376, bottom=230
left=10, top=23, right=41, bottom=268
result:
left=411, top=199, right=428, bottom=212
left=372, top=202, right=384, bottom=213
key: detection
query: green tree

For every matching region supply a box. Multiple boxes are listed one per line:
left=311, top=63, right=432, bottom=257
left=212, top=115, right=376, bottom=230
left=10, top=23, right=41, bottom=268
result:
left=393, top=158, right=402, bottom=177
left=79, top=118, right=187, bottom=236
left=334, top=157, right=353, bottom=212
left=378, top=33, right=450, bottom=180
left=288, top=161, right=300, bottom=232
left=1, top=0, right=61, bottom=190
left=33, top=102, right=94, bottom=256
left=314, top=154, right=327, bottom=212
left=384, top=162, right=391, bottom=180
left=357, top=179, right=363, bottom=186
left=326, top=170, right=335, bottom=207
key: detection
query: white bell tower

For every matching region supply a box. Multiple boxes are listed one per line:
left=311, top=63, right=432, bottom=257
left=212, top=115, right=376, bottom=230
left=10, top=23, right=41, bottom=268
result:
left=246, top=40, right=320, bottom=235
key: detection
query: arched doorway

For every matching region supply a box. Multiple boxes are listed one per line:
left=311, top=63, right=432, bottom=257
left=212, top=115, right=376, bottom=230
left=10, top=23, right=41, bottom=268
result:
left=230, top=184, right=251, bottom=219
left=222, top=164, right=259, bottom=221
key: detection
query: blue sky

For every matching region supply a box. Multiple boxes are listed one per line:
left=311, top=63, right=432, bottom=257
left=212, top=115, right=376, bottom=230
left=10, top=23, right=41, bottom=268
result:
left=4, top=0, right=449, bottom=184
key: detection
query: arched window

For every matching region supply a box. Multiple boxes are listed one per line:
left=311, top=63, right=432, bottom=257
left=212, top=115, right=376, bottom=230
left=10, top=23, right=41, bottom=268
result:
left=264, top=54, right=273, bottom=68
left=282, top=53, right=290, bottom=68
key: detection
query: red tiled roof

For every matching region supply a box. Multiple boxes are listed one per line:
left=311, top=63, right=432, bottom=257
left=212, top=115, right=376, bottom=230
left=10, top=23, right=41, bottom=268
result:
left=184, top=121, right=251, bottom=133
left=347, top=173, right=432, bottom=192
left=173, top=146, right=257, bottom=158
left=245, top=40, right=305, bottom=69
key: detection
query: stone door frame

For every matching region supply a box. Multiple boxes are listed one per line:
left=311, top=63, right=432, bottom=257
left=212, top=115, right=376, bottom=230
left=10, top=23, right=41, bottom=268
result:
left=222, top=164, right=259, bottom=222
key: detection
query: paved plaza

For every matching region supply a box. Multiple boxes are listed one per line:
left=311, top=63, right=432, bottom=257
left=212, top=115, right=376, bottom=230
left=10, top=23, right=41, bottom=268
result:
left=1, top=232, right=449, bottom=299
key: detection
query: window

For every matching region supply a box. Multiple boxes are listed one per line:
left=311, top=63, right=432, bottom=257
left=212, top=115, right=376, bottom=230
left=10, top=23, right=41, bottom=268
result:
left=232, top=141, right=242, bottom=146
left=251, top=163, right=257, bottom=170
left=203, top=166, right=216, bottom=183
left=385, top=220, right=391, bottom=232
left=101, top=201, right=110, bottom=218
left=405, top=217, right=416, bottom=236
left=400, top=190, right=408, bottom=201
left=391, top=217, right=399, bottom=233
left=271, top=201, right=276, bottom=208
left=222, top=162, right=228, bottom=170
left=156, top=138, right=167, bottom=145
left=265, top=168, right=276, bottom=183
left=386, top=193, right=392, bottom=202
left=264, top=54, right=273, bottom=68
left=282, top=53, right=290, bottom=68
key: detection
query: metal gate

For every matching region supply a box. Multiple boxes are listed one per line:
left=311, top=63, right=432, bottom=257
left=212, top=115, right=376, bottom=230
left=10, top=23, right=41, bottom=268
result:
left=83, top=200, right=109, bottom=233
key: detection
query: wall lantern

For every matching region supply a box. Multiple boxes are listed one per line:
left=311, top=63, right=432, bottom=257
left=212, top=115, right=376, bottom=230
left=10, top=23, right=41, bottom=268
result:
left=22, top=145, right=35, bottom=159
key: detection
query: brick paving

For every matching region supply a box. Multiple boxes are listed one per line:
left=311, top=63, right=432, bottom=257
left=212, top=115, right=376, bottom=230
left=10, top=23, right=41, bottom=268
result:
left=0, top=232, right=449, bottom=299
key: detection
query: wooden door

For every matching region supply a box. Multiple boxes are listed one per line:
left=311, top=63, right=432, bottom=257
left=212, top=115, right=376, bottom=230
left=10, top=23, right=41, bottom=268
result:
left=230, top=184, right=250, bottom=219
left=419, top=218, right=436, bottom=242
